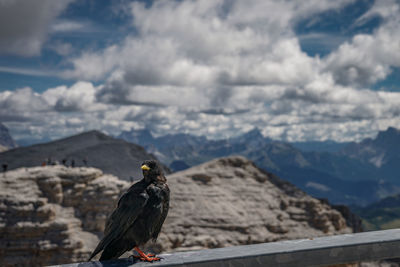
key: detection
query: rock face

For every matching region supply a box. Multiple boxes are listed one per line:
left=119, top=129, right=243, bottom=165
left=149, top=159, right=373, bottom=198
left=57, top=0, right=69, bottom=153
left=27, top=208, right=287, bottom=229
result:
left=0, top=157, right=353, bottom=266
left=155, top=156, right=352, bottom=252
left=0, top=166, right=129, bottom=266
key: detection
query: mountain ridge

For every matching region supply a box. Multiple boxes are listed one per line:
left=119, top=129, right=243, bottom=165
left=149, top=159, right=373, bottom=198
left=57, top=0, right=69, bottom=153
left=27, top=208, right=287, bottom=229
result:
left=118, top=126, right=400, bottom=205
left=0, top=130, right=168, bottom=180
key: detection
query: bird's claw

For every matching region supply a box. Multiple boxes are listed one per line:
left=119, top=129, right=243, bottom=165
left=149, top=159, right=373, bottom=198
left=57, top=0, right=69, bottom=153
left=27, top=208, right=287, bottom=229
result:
left=144, top=256, right=161, bottom=262
left=135, top=256, right=161, bottom=262
left=130, top=254, right=161, bottom=262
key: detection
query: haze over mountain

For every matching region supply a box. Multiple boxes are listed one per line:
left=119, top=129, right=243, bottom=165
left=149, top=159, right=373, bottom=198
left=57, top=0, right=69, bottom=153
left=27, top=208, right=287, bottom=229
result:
left=118, top=127, right=400, bottom=206
left=0, top=130, right=167, bottom=181
left=0, top=123, right=17, bottom=152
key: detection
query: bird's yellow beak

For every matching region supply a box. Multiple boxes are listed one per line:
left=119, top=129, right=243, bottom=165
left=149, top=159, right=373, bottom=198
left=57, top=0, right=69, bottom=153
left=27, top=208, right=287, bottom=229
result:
left=141, top=164, right=151, bottom=171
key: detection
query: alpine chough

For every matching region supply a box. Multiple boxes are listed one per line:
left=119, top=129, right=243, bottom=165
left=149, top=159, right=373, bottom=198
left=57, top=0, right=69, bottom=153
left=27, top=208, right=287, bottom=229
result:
left=88, top=160, right=170, bottom=262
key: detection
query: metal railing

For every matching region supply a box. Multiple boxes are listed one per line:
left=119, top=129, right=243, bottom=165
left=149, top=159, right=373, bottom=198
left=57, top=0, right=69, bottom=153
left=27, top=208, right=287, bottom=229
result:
left=51, top=229, right=400, bottom=267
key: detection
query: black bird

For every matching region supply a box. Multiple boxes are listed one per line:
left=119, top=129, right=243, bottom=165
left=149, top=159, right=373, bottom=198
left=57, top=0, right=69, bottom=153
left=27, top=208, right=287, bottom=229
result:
left=88, top=160, right=170, bottom=262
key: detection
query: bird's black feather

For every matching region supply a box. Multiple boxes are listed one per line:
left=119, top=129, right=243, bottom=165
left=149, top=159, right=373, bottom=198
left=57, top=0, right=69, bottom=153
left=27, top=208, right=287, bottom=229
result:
left=151, top=183, right=170, bottom=241
left=88, top=160, right=170, bottom=262
left=88, top=180, right=149, bottom=261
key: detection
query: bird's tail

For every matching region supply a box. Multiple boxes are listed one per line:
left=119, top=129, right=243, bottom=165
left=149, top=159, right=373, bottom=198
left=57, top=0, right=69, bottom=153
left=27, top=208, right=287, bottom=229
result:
left=87, top=240, right=105, bottom=261
left=88, top=225, right=122, bottom=261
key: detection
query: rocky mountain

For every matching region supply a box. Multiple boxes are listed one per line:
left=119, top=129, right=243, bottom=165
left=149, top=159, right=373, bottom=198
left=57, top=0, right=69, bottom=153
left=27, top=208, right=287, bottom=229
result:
left=0, top=166, right=129, bottom=266
left=0, top=123, right=17, bottom=151
left=0, top=130, right=167, bottom=181
left=118, top=128, right=271, bottom=167
left=118, top=128, right=400, bottom=205
left=156, top=156, right=354, bottom=253
left=341, top=127, right=400, bottom=164
left=0, top=157, right=356, bottom=266
left=340, top=127, right=400, bottom=184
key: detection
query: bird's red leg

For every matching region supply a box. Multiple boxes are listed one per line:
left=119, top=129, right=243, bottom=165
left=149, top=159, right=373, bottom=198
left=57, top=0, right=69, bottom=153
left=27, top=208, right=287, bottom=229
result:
left=133, top=247, right=160, bottom=262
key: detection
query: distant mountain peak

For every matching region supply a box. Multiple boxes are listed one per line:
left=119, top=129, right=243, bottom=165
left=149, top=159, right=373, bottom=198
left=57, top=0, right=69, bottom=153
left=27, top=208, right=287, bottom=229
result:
left=118, top=128, right=155, bottom=145
left=339, top=126, right=400, bottom=179
left=68, top=130, right=112, bottom=141
left=376, top=126, right=400, bottom=140
left=386, top=126, right=399, bottom=133
left=84, top=129, right=108, bottom=136
left=243, top=127, right=263, bottom=138
left=230, top=127, right=264, bottom=143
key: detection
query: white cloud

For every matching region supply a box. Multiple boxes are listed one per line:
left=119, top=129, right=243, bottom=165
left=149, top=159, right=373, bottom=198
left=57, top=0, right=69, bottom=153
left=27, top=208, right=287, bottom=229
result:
left=0, top=87, right=50, bottom=122
left=43, top=81, right=105, bottom=111
left=0, top=82, right=105, bottom=123
left=0, top=82, right=116, bottom=141
left=3, top=0, right=400, bottom=143
left=323, top=0, right=400, bottom=87
left=66, top=0, right=351, bottom=88
left=0, top=0, right=73, bottom=56
left=62, top=45, right=120, bottom=80
left=322, top=31, right=400, bottom=87
left=64, top=0, right=331, bottom=108
left=356, top=0, right=400, bottom=23
left=2, top=77, right=400, bottom=142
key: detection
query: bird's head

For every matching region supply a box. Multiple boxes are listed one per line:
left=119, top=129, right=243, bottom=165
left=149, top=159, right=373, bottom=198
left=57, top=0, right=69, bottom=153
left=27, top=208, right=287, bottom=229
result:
left=141, top=160, right=165, bottom=183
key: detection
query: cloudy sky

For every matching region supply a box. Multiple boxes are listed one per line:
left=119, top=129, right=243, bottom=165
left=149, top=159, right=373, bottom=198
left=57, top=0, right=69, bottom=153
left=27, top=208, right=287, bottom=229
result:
left=1, top=0, right=400, bottom=144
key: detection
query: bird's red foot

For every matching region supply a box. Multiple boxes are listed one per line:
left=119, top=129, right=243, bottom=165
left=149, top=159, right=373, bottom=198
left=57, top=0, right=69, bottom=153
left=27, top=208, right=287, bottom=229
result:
left=137, top=255, right=161, bottom=262
left=133, top=247, right=161, bottom=262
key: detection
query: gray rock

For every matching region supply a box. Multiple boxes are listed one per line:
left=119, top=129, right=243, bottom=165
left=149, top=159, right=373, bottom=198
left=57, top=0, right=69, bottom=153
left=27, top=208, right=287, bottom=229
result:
left=0, top=166, right=129, bottom=266
left=155, top=156, right=351, bottom=253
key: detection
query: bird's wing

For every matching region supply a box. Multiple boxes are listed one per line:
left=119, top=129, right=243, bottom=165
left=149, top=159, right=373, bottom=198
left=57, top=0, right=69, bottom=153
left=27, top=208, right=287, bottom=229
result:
left=152, top=184, right=170, bottom=241
left=88, top=183, right=149, bottom=261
